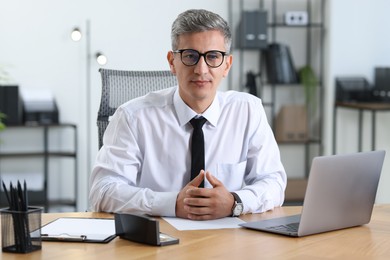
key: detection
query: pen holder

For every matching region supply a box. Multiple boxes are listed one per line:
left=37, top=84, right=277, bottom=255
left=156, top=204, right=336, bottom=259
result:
left=0, top=207, right=43, bottom=253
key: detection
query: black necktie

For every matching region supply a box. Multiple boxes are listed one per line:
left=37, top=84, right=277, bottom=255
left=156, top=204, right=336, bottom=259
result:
left=190, top=117, right=207, bottom=187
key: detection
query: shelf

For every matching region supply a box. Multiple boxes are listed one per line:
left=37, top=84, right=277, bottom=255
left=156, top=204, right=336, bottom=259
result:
left=259, top=81, right=323, bottom=87
left=48, top=199, right=77, bottom=207
left=0, top=123, right=78, bottom=212
left=229, top=0, right=325, bottom=194
left=4, top=123, right=76, bottom=128
left=335, top=101, right=390, bottom=111
left=268, top=23, right=324, bottom=28
left=0, top=152, right=76, bottom=158
left=277, top=139, right=321, bottom=145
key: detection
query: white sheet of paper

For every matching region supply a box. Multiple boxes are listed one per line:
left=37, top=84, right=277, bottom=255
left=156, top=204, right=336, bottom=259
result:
left=162, top=217, right=245, bottom=231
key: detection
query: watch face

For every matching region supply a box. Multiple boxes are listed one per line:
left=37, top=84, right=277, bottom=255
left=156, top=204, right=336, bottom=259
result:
left=233, top=203, right=243, bottom=216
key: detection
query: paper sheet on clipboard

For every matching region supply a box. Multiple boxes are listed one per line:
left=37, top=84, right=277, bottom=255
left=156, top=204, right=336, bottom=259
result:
left=41, top=218, right=116, bottom=243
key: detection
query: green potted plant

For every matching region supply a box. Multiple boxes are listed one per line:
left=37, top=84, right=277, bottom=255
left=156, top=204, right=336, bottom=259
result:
left=0, top=112, right=6, bottom=131
left=298, top=65, right=319, bottom=140
left=299, top=65, right=318, bottom=112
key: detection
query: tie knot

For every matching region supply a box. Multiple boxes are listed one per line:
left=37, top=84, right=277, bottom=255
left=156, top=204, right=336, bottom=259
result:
left=190, top=117, right=207, bottom=129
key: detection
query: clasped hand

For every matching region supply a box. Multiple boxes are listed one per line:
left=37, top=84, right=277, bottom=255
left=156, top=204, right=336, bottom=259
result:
left=176, top=170, right=235, bottom=220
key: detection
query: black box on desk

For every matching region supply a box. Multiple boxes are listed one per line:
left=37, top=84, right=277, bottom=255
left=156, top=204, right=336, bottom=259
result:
left=0, top=85, right=23, bottom=125
left=115, top=213, right=179, bottom=246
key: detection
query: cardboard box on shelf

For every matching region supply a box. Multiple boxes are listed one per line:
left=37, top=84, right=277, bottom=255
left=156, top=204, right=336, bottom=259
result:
left=275, top=105, right=308, bottom=142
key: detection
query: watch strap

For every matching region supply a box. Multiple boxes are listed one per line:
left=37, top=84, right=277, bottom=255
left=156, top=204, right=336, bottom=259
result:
left=231, top=192, right=242, bottom=204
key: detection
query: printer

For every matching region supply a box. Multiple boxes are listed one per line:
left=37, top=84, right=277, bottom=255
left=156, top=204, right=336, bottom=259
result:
left=20, top=89, right=59, bottom=125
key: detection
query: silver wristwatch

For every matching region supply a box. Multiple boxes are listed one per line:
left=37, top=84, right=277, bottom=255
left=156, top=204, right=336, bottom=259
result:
left=231, top=192, right=243, bottom=217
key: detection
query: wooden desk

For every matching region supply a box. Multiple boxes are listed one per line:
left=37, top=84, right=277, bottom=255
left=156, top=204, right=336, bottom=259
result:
left=2, top=205, right=390, bottom=259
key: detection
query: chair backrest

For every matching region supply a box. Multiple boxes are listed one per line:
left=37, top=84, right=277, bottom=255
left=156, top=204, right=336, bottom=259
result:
left=97, top=68, right=177, bottom=149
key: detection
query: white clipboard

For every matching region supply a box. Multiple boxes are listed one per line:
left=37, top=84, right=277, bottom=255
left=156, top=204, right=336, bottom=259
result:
left=41, top=218, right=116, bottom=243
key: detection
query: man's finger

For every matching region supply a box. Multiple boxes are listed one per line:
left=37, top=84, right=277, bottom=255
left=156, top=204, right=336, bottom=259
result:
left=189, top=170, right=205, bottom=187
left=205, top=171, right=222, bottom=187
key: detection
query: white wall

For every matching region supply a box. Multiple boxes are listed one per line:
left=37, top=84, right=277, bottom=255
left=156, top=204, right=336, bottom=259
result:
left=1, top=0, right=389, bottom=210
left=325, top=0, right=390, bottom=203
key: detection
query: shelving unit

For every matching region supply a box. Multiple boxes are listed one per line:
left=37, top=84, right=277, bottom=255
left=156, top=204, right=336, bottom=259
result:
left=0, top=123, right=77, bottom=212
left=229, top=0, right=325, bottom=203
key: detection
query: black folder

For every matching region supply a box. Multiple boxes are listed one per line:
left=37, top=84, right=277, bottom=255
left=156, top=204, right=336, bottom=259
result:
left=265, top=43, right=299, bottom=84
left=41, top=218, right=116, bottom=243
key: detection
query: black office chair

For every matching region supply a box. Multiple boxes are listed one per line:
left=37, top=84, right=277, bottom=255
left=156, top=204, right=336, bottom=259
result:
left=97, top=68, right=177, bottom=149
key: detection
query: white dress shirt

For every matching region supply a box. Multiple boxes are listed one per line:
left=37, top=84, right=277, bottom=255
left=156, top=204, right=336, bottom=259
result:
left=89, top=86, right=286, bottom=216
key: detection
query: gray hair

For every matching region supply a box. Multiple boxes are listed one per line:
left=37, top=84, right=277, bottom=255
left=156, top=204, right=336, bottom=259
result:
left=171, top=9, right=232, bottom=53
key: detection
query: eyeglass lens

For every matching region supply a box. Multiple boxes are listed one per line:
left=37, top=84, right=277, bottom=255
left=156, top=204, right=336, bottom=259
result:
left=180, top=49, right=225, bottom=68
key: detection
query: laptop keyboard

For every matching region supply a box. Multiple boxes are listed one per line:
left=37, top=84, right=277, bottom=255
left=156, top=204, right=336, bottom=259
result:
left=267, top=222, right=299, bottom=233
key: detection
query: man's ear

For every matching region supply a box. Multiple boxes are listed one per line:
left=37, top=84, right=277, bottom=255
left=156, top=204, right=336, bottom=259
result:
left=167, top=51, right=176, bottom=75
left=223, top=55, right=233, bottom=78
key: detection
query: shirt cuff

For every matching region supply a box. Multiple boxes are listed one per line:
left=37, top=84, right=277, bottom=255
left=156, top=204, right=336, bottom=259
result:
left=151, top=191, right=178, bottom=217
left=234, top=189, right=272, bottom=214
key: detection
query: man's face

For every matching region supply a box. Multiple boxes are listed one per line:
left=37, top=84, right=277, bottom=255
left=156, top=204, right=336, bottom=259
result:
left=167, top=30, right=233, bottom=113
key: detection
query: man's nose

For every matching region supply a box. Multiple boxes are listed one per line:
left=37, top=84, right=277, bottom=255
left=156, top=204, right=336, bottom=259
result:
left=194, top=56, right=209, bottom=74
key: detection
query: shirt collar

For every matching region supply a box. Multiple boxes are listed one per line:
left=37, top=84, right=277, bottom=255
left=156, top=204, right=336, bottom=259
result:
left=174, top=87, right=220, bottom=127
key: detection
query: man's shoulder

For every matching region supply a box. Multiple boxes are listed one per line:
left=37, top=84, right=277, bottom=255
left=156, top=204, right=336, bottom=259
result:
left=120, top=87, right=176, bottom=113
left=219, top=90, right=262, bottom=106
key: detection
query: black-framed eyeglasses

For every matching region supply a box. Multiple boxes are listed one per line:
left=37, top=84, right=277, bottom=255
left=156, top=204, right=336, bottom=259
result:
left=172, top=49, right=228, bottom=68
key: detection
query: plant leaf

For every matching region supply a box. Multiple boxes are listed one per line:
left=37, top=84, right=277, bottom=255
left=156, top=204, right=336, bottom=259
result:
left=299, top=65, right=318, bottom=111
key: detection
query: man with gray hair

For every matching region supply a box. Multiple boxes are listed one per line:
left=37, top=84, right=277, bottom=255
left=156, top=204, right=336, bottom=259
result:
left=89, top=9, right=286, bottom=220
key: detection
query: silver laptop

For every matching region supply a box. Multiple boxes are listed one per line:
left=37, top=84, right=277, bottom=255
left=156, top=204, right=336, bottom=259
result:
left=240, top=150, right=386, bottom=237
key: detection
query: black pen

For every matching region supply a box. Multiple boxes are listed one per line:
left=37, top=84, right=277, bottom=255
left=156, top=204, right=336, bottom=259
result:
left=24, top=180, right=28, bottom=211
left=2, top=181, right=11, bottom=206
left=41, top=233, right=87, bottom=242
left=17, top=181, right=25, bottom=211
